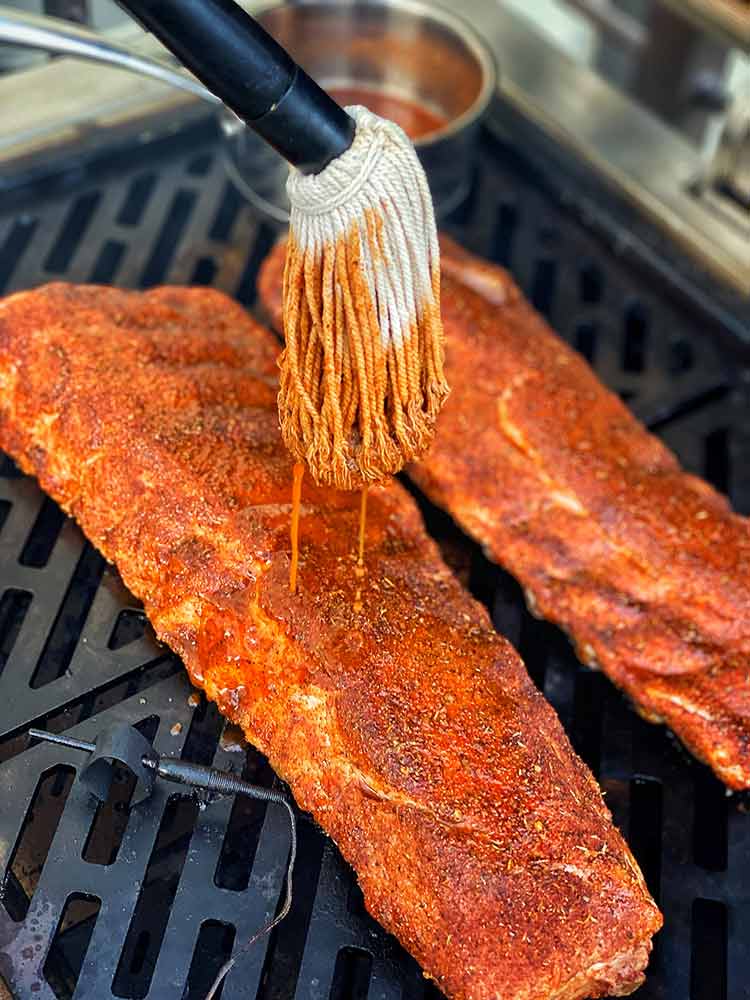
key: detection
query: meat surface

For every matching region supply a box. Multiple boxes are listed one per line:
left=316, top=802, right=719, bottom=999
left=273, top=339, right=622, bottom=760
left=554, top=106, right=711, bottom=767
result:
left=0, top=283, right=660, bottom=1000
left=258, top=236, right=750, bottom=790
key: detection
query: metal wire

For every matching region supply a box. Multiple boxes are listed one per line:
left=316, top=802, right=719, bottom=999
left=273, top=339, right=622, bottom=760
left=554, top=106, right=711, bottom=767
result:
left=202, top=776, right=297, bottom=1000
left=27, top=726, right=298, bottom=999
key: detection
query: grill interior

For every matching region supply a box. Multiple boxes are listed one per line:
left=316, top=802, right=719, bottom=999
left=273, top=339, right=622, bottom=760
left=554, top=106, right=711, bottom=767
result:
left=0, top=120, right=749, bottom=1000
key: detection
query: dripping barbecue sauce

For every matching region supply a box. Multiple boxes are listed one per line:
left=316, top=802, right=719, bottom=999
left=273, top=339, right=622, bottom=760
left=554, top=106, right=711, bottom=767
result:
left=288, top=89, right=445, bottom=595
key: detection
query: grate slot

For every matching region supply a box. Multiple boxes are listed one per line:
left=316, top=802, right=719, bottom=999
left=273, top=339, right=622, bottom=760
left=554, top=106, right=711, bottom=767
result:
left=214, top=752, right=275, bottom=892
left=112, top=795, right=200, bottom=999
left=254, top=822, right=326, bottom=1000
left=186, top=153, right=213, bottom=177
left=622, top=301, right=650, bottom=373
left=329, top=947, right=373, bottom=1000
left=44, top=893, right=101, bottom=1000
left=0, top=588, right=33, bottom=681
left=30, top=543, right=105, bottom=689
left=690, top=899, right=728, bottom=1000
left=108, top=610, right=148, bottom=651
left=44, top=192, right=101, bottom=274
left=235, top=223, right=276, bottom=306
left=0, top=456, right=21, bottom=478
left=0, top=218, right=38, bottom=294
left=628, top=777, right=663, bottom=903
left=90, top=240, right=127, bottom=285
left=575, top=321, right=598, bottom=363
left=180, top=698, right=223, bottom=766
left=692, top=768, right=728, bottom=872
left=209, top=182, right=245, bottom=243
left=116, top=174, right=157, bottom=228
left=529, top=257, right=558, bottom=317
left=191, top=256, right=218, bottom=286
left=704, top=427, right=730, bottom=495
left=185, top=920, right=236, bottom=1000
left=669, top=337, right=695, bottom=374
left=3, top=765, right=76, bottom=921
left=491, top=201, right=518, bottom=267
left=19, top=496, right=66, bottom=568
left=139, top=190, right=197, bottom=288
left=570, top=669, right=605, bottom=777
left=579, top=262, right=604, bottom=304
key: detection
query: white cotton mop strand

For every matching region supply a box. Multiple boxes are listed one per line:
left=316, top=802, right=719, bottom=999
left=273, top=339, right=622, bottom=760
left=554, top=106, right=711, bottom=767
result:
left=279, top=105, right=450, bottom=492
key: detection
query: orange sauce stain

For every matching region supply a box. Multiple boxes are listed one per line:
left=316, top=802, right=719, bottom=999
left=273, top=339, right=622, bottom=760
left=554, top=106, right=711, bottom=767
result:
left=289, top=461, right=304, bottom=594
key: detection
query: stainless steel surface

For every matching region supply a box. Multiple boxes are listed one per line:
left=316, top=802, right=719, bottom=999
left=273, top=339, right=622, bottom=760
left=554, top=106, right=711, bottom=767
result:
left=455, top=0, right=749, bottom=294
left=658, top=0, right=750, bottom=52
left=563, top=0, right=645, bottom=51
left=222, top=0, right=497, bottom=223
left=0, top=0, right=745, bottom=294
left=0, top=7, right=219, bottom=103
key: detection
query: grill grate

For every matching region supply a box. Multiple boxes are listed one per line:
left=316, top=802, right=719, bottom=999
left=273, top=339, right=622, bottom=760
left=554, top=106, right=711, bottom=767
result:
left=0, top=123, right=749, bottom=1000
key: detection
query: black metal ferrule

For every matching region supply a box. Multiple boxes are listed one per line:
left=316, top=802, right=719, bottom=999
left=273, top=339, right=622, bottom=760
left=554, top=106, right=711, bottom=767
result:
left=254, top=66, right=357, bottom=175
left=115, top=0, right=355, bottom=174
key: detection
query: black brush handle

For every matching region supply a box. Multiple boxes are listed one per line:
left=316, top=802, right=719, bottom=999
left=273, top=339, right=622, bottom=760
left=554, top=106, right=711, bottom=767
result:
left=116, top=0, right=355, bottom=174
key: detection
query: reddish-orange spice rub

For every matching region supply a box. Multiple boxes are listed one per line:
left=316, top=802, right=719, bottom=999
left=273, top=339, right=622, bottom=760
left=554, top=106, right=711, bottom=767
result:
left=0, top=283, right=660, bottom=999
left=258, top=235, right=750, bottom=790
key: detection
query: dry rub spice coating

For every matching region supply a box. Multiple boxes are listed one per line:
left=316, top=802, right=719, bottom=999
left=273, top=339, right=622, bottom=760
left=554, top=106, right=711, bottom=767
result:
left=261, top=236, right=750, bottom=789
left=0, top=283, right=660, bottom=1000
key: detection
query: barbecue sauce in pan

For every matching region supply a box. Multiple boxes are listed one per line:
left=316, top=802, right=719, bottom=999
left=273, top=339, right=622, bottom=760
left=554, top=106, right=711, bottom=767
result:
left=328, top=87, right=447, bottom=140
left=287, top=88, right=445, bottom=595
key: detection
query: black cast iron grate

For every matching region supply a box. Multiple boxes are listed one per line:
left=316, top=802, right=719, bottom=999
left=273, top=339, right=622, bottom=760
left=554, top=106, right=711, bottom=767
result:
left=0, top=122, right=748, bottom=1000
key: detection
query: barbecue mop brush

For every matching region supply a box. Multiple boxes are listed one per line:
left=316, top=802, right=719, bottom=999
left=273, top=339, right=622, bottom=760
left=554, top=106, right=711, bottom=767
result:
left=116, top=0, right=449, bottom=492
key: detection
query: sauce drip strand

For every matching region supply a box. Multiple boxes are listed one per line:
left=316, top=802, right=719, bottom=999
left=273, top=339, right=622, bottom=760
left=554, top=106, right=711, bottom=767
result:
left=354, top=486, right=368, bottom=613
left=289, top=461, right=304, bottom=594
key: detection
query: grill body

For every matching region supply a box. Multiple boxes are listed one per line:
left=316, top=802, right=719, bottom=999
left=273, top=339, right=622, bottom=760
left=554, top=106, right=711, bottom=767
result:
left=0, top=121, right=748, bottom=1000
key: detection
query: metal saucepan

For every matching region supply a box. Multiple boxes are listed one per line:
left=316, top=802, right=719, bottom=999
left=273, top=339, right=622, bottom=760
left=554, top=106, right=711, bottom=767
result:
left=0, top=2, right=496, bottom=224
left=221, top=0, right=497, bottom=223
